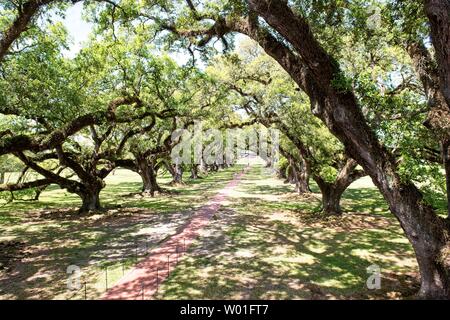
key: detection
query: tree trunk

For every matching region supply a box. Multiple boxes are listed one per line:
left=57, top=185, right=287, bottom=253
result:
left=315, top=159, right=366, bottom=216
left=0, top=172, right=4, bottom=184
left=424, top=0, right=450, bottom=108
left=286, top=163, right=295, bottom=184
left=199, top=158, right=208, bottom=174
left=171, top=163, right=183, bottom=184
left=286, top=154, right=310, bottom=194
left=442, top=139, right=450, bottom=219
left=79, top=187, right=101, bottom=213
left=319, top=183, right=344, bottom=215
left=33, top=184, right=48, bottom=201
left=234, top=2, right=450, bottom=298
left=190, top=164, right=199, bottom=179
left=292, top=163, right=309, bottom=194
left=137, top=158, right=160, bottom=196
left=298, top=156, right=311, bottom=193
left=277, top=160, right=288, bottom=180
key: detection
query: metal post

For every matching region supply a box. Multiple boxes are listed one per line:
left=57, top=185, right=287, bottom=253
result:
left=105, top=266, right=108, bottom=291
left=84, top=282, right=87, bottom=300
left=167, top=255, right=170, bottom=276
left=156, top=268, right=159, bottom=294
left=122, top=261, right=125, bottom=276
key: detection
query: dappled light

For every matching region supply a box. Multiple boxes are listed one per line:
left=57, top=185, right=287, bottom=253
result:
left=0, top=0, right=449, bottom=302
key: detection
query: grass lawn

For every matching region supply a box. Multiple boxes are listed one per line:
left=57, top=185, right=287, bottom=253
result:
left=0, top=164, right=436, bottom=299
left=157, top=166, right=421, bottom=300
left=0, top=167, right=242, bottom=299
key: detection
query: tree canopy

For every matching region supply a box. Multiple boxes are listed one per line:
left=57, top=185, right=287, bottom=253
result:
left=0, top=0, right=450, bottom=299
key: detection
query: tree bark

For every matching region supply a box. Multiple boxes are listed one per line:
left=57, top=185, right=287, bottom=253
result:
left=190, top=164, right=200, bottom=179
left=299, top=156, right=311, bottom=193
left=239, top=1, right=450, bottom=298
left=442, top=139, right=450, bottom=219
left=0, top=0, right=56, bottom=62
left=173, top=163, right=183, bottom=184
left=137, top=157, right=161, bottom=196
left=314, top=159, right=365, bottom=215
left=289, top=158, right=309, bottom=194
left=318, top=183, right=344, bottom=215
left=164, top=161, right=184, bottom=184
left=279, top=146, right=310, bottom=194
left=277, top=161, right=288, bottom=180
left=79, top=186, right=101, bottom=213
left=424, top=0, right=450, bottom=108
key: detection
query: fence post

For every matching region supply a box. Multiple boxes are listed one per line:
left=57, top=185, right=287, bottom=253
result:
left=84, top=281, right=87, bottom=300
left=156, top=268, right=159, bottom=295
left=105, top=266, right=108, bottom=291
left=167, top=255, right=170, bottom=276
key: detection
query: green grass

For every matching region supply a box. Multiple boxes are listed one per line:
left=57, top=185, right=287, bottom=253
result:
left=157, top=166, right=420, bottom=300
left=1, top=164, right=438, bottom=300
left=0, top=166, right=243, bottom=300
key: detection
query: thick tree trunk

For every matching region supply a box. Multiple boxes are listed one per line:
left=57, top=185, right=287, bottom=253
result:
left=286, top=163, right=295, bottom=184
left=299, top=156, right=311, bottom=193
left=293, top=165, right=309, bottom=194
left=442, top=139, right=450, bottom=219
left=199, top=158, right=208, bottom=174
left=296, top=176, right=310, bottom=194
left=79, top=187, right=101, bottom=213
left=319, top=183, right=344, bottom=215
left=190, top=164, right=199, bottom=179
left=33, top=184, right=48, bottom=201
left=424, top=0, right=450, bottom=108
left=137, top=158, right=161, bottom=196
left=170, top=163, right=183, bottom=184
left=285, top=153, right=310, bottom=194
left=235, top=1, right=450, bottom=298
left=315, top=159, right=366, bottom=216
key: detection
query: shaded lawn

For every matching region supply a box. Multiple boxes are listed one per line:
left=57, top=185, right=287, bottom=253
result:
left=158, top=166, right=421, bottom=300
left=0, top=166, right=242, bottom=300
left=1, top=164, right=441, bottom=300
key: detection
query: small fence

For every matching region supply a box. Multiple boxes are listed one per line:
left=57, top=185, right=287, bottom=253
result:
left=67, top=237, right=188, bottom=300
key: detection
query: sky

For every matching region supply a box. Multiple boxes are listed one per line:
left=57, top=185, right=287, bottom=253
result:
left=61, top=3, right=93, bottom=58
left=59, top=2, right=247, bottom=64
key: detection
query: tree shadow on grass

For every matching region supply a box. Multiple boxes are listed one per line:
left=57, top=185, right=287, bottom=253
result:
left=0, top=207, right=197, bottom=299
left=159, top=195, right=418, bottom=300
left=0, top=166, right=244, bottom=299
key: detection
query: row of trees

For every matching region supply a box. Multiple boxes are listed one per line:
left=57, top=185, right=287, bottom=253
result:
left=0, top=0, right=449, bottom=298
